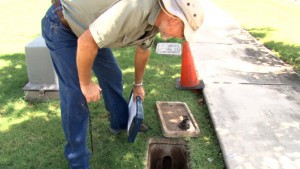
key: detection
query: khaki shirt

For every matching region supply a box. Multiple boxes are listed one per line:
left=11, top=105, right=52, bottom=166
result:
left=61, top=0, right=160, bottom=49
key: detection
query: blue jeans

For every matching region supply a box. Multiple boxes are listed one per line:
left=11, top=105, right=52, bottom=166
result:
left=42, top=5, right=129, bottom=169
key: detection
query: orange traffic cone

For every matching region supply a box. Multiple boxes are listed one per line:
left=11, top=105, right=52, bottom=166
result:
left=175, top=41, right=204, bottom=89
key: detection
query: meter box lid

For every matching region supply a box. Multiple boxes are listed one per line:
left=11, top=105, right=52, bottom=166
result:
left=156, top=101, right=200, bottom=138
left=155, top=43, right=182, bottom=55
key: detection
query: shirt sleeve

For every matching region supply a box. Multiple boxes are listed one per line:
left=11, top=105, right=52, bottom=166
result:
left=138, top=37, right=155, bottom=50
left=89, top=5, right=123, bottom=48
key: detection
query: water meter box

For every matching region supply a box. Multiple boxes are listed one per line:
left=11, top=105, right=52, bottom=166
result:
left=146, top=138, right=190, bottom=169
left=23, top=36, right=59, bottom=100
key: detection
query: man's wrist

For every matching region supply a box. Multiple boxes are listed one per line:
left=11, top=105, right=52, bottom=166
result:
left=133, top=82, right=143, bottom=87
left=80, top=79, right=92, bottom=86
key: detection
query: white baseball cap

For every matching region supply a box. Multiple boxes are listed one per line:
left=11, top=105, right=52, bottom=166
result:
left=159, top=0, right=204, bottom=42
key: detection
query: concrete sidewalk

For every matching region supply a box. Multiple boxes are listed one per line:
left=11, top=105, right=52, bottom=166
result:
left=191, top=0, right=300, bottom=168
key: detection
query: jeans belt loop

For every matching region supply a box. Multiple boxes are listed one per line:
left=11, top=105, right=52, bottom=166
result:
left=52, top=0, right=70, bottom=28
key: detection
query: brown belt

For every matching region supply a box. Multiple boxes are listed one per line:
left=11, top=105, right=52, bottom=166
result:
left=52, top=0, right=70, bottom=28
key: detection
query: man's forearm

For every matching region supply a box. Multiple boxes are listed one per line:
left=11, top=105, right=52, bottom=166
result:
left=134, top=46, right=151, bottom=84
left=77, top=29, right=99, bottom=86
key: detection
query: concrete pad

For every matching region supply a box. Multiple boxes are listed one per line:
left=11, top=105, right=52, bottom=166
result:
left=190, top=0, right=300, bottom=168
left=204, top=83, right=300, bottom=169
left=191, top=43, right=295, bottom=85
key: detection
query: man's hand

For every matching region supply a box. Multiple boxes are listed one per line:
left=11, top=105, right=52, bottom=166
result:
left=80, top=81, right=102, bottom=103
left=133, top=86, right=145, bottom=101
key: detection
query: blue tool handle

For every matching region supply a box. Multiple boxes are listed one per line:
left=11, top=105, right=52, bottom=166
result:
left=135, top=96, right=144, bottom=119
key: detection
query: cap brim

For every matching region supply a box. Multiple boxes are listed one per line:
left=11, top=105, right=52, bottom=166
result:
left=162, top=0, right=197, bottom=43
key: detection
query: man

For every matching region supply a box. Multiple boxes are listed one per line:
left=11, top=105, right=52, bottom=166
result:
left=42, top=0, right=204, bottom=168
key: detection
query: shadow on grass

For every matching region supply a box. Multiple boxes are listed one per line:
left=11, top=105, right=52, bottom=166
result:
left=264, top=41, right=300, bottom=72
left=247, top=27, right=275, bottom=39
left=246, top=27, right=300, bottom=73
left=0, top=53, right=28, bottom=100
left=0, top=53, right=67, bottom=168
left=0, top=53, right=33, bottom=118
left=0, top=53, right=63, bottom=167
left=0, top=116, right=66, bottom=169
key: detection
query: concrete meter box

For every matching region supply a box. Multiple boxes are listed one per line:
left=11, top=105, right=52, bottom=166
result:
left=23, top=36, right=59, bottom=101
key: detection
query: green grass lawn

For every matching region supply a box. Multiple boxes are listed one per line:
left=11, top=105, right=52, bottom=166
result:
left=212, top=0, right=300, bottom=73
left=0, top=0, right=224, bottom=168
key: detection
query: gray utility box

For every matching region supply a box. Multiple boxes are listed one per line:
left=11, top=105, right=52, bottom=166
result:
left=23, top=36, right=59, bottom=101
